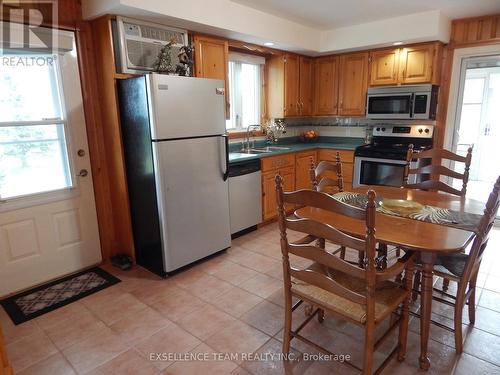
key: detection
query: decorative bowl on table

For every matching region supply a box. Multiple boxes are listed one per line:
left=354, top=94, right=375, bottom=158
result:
left=298, top=130, right=319, bottom=143
left=379, top=199, right=424, bottom=215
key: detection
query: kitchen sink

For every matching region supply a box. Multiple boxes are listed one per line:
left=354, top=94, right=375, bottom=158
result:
left=252, top=146, right=291, bottom=152
left=238, top=149, right=273, bottom=154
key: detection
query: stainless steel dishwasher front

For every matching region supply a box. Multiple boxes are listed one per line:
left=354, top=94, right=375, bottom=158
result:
left=228, top=159, right=262, bottom=237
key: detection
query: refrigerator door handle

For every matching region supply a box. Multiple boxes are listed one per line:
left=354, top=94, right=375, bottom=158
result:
left=222, top=134, right=229, bottom=181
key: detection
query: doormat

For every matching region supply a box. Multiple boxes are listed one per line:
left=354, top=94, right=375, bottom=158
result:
left=0, top=267, right=120, bottom=325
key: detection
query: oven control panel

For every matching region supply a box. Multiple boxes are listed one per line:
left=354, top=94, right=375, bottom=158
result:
left=372, top=124, right=434, bottom=138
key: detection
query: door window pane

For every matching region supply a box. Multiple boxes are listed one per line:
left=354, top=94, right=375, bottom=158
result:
left=0, top=55, right=62, bottom=122
left=0, top=55, right=72, bottom=200
left=0, top=125, right=71, bottom=199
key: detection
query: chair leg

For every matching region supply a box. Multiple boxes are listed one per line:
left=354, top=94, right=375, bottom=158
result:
left=398, top=296, right=411, bottom=361
left=454, top=286, right=465, bottom=354
left=317, top=308, right=325, bottom=323
left=340, top=246, right=346, bottom=260
left=283, top=291, right=293, bottom=355
left=412, top=271, right=421, bottom=301
left=363, top=324, right=375, bottom=375
left=468, top=272, right=479, bottom=325
left=442, top=278, right=450, bottom=293
left=358, top=251, right=365, bottom=268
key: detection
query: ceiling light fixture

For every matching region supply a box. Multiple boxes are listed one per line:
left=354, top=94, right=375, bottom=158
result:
left=264, top=42, right=275, bottom=46
left=393, top=41, right=403, bottom=46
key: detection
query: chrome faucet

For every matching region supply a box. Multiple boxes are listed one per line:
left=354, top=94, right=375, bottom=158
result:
left=244, top=125, right=262, bottom=151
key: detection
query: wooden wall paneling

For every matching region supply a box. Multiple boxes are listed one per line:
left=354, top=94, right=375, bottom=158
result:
left=0, top=0, right=80, bottom=30
left=90, top=16, right=135, bottom=261
left=433, top=46, right=454, bottom=150
left=76, top=21, right=117, bottom=262
left=450, top=14, right=500, bottom=47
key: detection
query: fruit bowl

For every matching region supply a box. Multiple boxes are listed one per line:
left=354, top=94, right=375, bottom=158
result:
left=298, top=130, right=319, bottom=143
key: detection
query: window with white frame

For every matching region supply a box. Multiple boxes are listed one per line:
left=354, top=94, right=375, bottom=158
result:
left=225, top=52, right=264, bottom=131
left=0, top=54, right=72, bottom=200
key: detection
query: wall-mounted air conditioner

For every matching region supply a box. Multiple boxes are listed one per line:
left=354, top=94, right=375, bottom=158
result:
left=112, top=16, right=189, bottom=74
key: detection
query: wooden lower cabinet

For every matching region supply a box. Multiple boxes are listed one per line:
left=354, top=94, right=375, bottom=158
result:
left=260, top=149, right=355, bottom=221
left=295, top=150, right=317, bottom=190
left=0, top=326, right=12, bottom=375
left=262, top=165, right=295, bottom=221
left=318, top=149, right=354, bottom=184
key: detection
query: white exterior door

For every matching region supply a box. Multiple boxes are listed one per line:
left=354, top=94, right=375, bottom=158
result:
left=0, top=32, right=102, bottom=297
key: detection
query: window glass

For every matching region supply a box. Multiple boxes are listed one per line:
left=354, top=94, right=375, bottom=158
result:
left=226, top=59, right=262, bottom=131
left=0, top=55, right=72, bottom=200
left=0, top=55, right=62, bottom=122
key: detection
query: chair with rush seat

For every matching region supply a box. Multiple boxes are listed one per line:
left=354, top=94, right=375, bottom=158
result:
left=309, top=153, right=344, bottom=195
left=405, top=144, right=474, bottom=292
left=403, top=144, right=473, bottom=197
left=412, top=176, right=500, bottom=353
left=275, top=175, right=415, bottom=374
left=309, top=154, right=349, bottom=260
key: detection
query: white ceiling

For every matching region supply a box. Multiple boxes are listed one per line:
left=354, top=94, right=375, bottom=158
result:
left=232, top=0, right=500, bottom=30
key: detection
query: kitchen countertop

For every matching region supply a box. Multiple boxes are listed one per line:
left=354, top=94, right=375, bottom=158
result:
left=229, top=136, right=364, bottom=163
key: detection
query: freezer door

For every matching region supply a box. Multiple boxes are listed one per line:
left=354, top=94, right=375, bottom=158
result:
left=147, top=74, right=226, bottom=140
left=152, top=136, right=231, bottom=272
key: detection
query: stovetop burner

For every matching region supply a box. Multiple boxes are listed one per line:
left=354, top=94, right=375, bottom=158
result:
left=355, top=124, right=434, bottom=160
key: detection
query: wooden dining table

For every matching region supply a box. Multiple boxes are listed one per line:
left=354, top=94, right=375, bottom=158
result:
left=294, top=185, right=485, bottom=370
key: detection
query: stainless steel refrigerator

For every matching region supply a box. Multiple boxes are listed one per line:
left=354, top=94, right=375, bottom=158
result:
left=117, top=74, right=231, bottom=276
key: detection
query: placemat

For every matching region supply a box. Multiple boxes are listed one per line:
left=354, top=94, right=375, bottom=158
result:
left=332, top=192, right=482, bottom=232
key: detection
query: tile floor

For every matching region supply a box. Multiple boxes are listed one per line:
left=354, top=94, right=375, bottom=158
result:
left=2, top=224, right=500, bottom=375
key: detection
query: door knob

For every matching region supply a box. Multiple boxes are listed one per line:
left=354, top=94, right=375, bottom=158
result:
left=77, top=169, right=88, bottom=177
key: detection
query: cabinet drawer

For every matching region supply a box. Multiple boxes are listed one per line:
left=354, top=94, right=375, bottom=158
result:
left=261, top=153, right=295, bottom=172
left=318, top=149, right=354, bottom=163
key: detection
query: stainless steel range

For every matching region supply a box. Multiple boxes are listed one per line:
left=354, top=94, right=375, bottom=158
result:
left=353, top=124, right=434, bottom=188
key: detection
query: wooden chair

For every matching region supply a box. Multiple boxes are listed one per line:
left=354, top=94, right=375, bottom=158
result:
left=405, top=144, right=473, bottom=292
left=309, top=153, right=344, bottom=194
left=309, top=155, right=348, bottom=260
left=275, top=175, right=415, bottom=374
left=412, top=176, right=500, bottom=353
left=403, top=144, right=473, bottom=197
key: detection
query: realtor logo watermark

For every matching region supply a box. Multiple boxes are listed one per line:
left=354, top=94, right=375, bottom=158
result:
left=0, top=0, right=58, bottom=54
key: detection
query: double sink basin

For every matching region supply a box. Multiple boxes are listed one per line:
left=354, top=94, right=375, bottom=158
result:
left=237, top=146, right=291, bottom=155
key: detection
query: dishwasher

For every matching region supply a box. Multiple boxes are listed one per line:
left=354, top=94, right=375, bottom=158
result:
left=228, top=159, right=262, bottom=238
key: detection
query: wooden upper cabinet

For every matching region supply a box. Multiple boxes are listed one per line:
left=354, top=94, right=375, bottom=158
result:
left=338, top=52, right=369, bottom=116
left=284, top=54, right=300, bottom=117
left=313, top=56, right=339, bottom=115
left=369, top=43, right=442, bottom=86
left=369, top=49, right=400, bottom=86
left=193, top=35, right=230, bottom=117
left=398, top=44, right=435, bottom=84
left=267, top=53, right=314, bottom=118
left=298, top=56, right=313, bottom=116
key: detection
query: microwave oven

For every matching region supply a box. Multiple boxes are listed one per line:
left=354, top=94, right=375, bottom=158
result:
left=366, top=84, right=438, bottom=120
